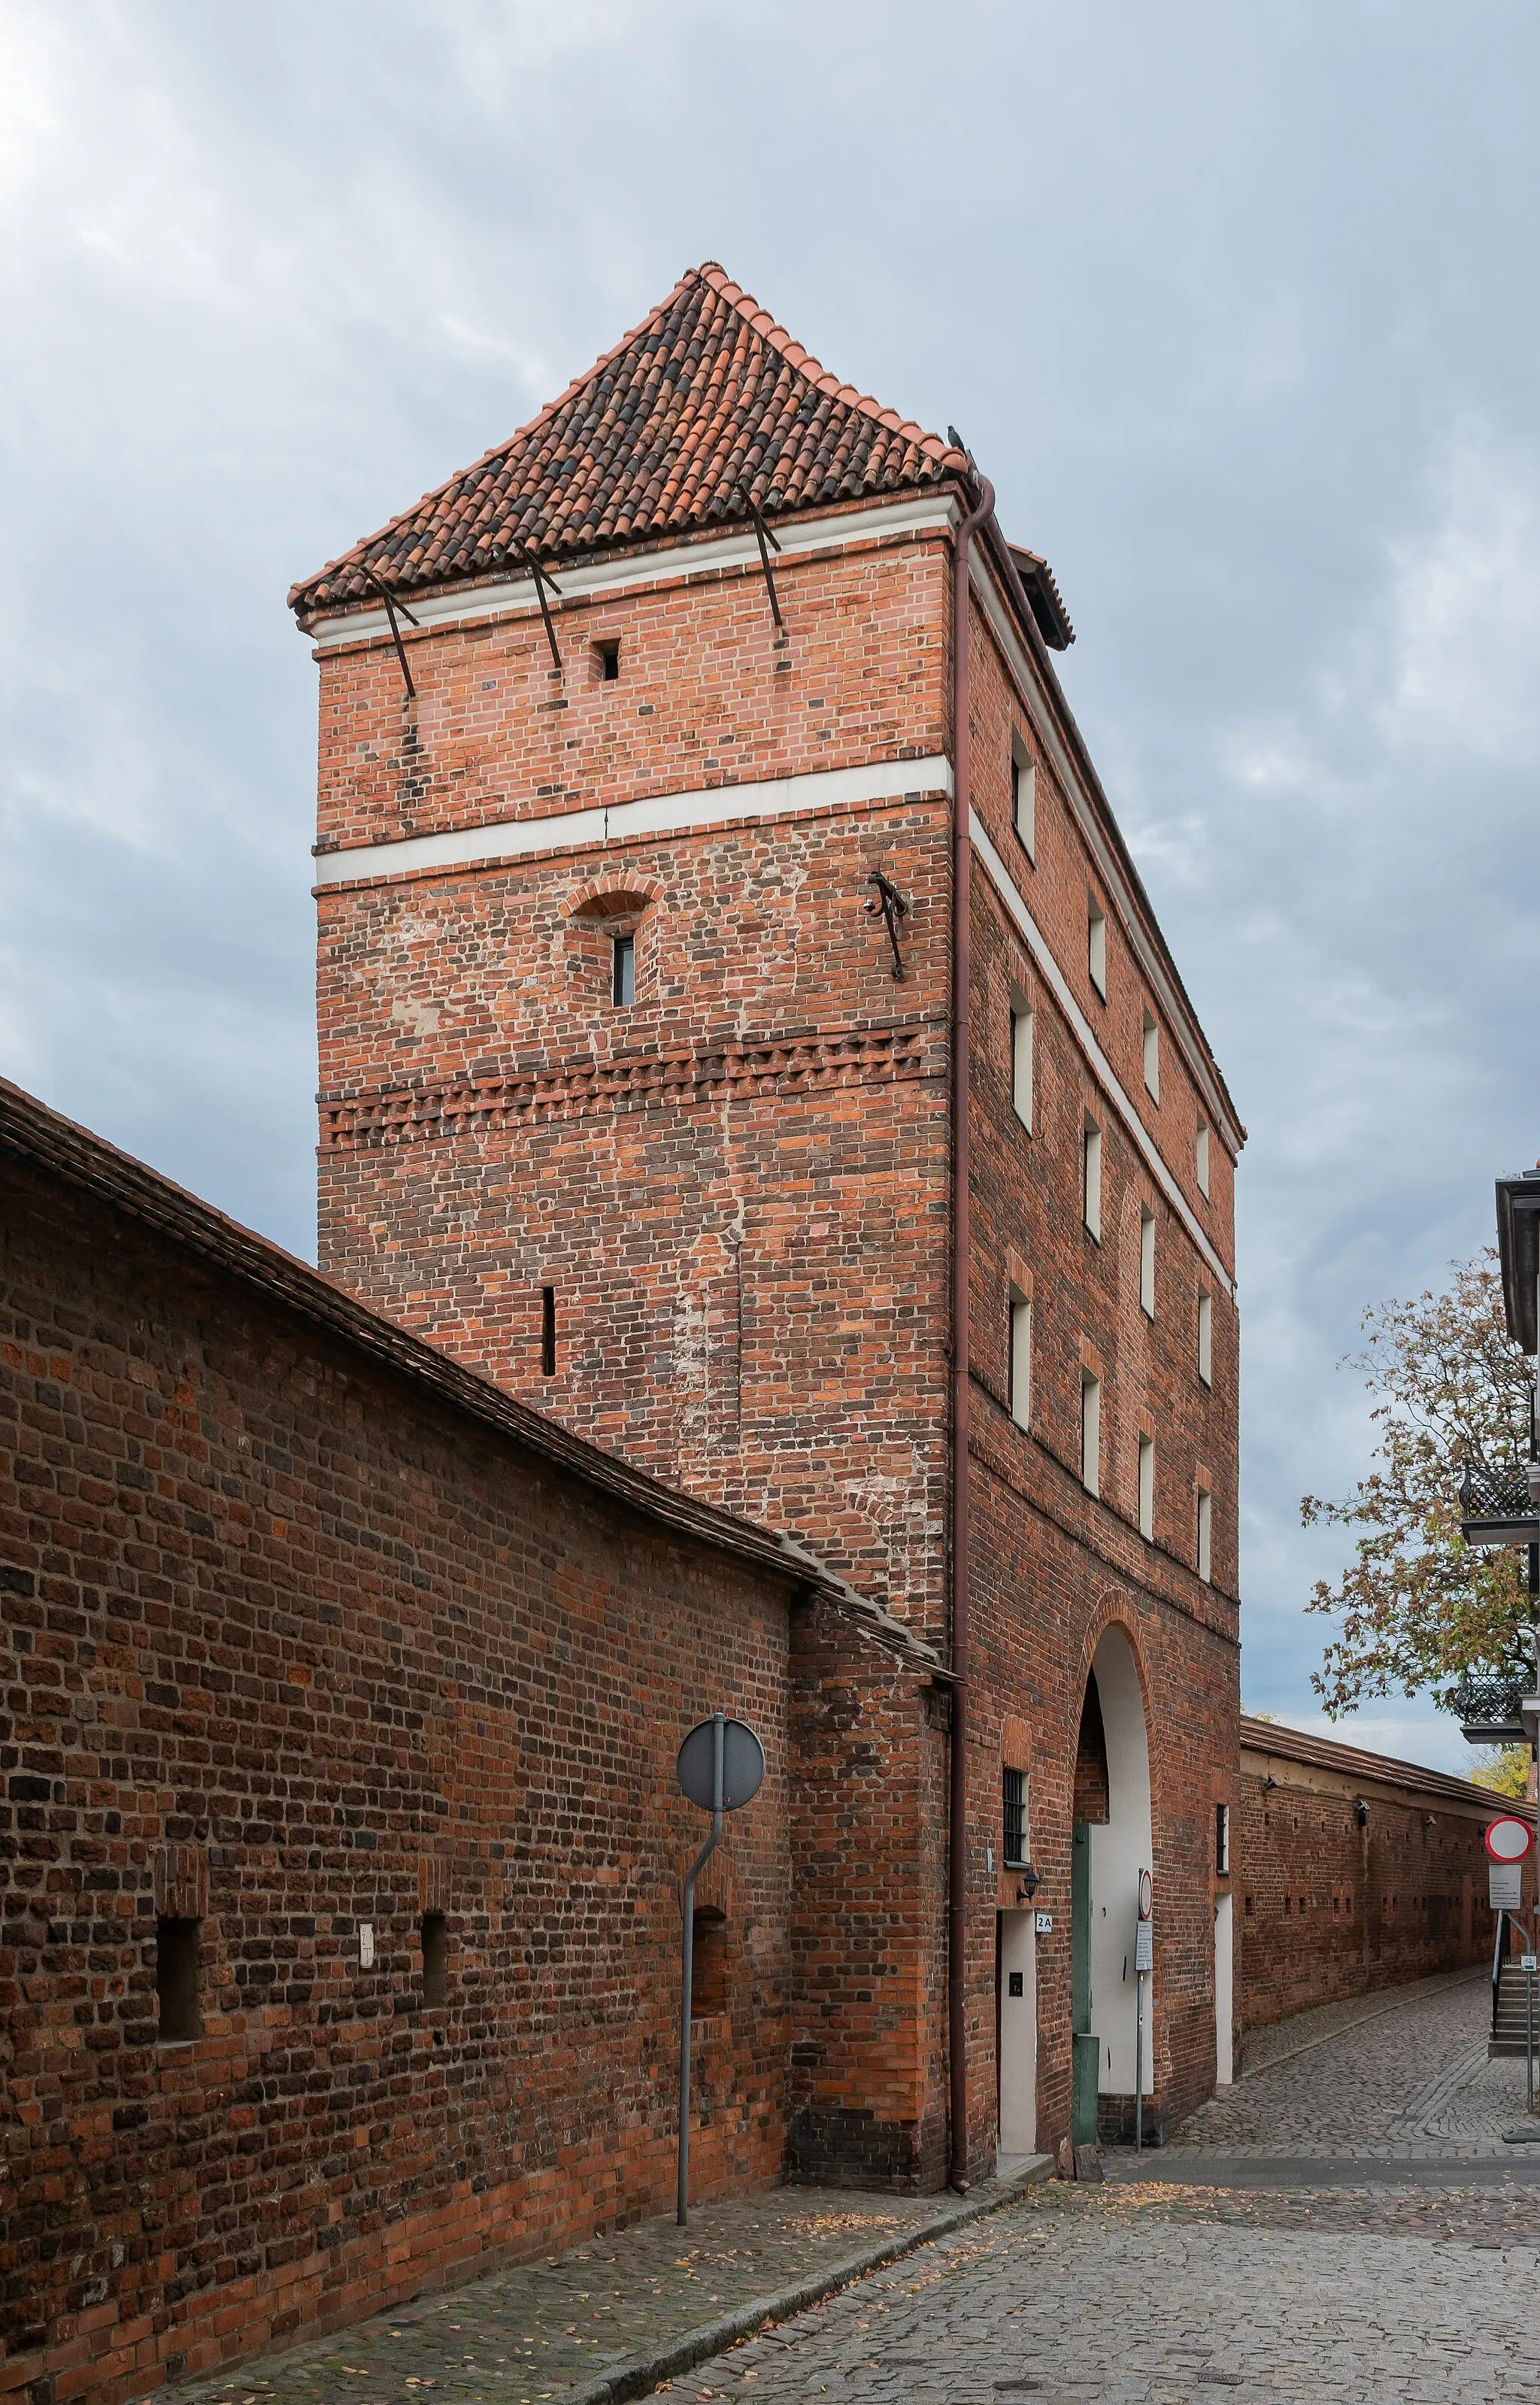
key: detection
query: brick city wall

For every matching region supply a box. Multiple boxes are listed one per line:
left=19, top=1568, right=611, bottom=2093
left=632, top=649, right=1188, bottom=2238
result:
left=1234, top=1724, right=1527, bottom=2033
left=0, top=1121, right=842, bottom=2403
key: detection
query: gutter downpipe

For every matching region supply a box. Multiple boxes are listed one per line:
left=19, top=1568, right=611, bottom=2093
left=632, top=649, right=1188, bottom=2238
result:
left=948, top=469, right=996, bottom=2193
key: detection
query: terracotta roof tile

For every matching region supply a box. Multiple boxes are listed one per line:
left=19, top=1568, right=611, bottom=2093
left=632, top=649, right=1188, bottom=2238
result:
left=290, top=263, right=969, bottom=620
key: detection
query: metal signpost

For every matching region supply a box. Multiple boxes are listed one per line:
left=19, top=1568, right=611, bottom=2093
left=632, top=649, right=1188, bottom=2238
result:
left=675, top=1712, right=765, bottom=2228
left=1484, top=1816, right=1538, bottom=2112
left=1134, top=1868, right=1153, bottom=2153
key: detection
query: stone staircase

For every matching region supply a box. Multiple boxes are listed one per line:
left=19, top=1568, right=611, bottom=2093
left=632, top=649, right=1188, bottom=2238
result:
left=1490, top=1959, right=1540, bottom=2058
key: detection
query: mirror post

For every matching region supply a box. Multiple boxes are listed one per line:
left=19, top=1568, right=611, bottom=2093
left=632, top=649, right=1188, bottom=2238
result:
left=678, top=1712, right=726, bottom=2227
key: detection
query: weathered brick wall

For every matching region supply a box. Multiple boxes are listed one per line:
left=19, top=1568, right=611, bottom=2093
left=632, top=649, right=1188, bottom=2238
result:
left=1235, top=1748, right=1520, bottom=2032
left=0, top=1136, right=820, bottom=2403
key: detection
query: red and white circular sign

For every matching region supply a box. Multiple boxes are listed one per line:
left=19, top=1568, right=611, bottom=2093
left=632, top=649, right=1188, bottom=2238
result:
left=1138, top=1868, right=1153, bottom=1920
left=1484, top=1815, right=1535, bottom=1864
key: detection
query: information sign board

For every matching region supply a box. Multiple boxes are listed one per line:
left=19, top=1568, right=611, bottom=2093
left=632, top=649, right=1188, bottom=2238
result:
left=1135, top=1920, right=1153, bottom=1973
left=1491, top=1862, right=1524, bottom=1910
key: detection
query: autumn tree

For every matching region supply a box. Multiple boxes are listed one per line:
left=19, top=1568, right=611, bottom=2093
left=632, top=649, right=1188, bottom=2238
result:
left=1302, top=1252, right=1534, bottom=1717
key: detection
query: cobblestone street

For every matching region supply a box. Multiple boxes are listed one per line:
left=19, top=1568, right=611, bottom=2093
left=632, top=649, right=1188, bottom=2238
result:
left=178, top=1970, right=1540, bottom=2405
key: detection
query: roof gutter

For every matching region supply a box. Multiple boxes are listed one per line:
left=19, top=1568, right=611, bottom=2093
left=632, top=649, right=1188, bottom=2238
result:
left=948, top=468, right=995, bottom=2193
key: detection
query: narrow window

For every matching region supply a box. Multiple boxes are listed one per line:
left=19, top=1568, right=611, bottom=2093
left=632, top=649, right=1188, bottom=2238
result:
left=1081, top=1371, right=1101, bottom=1497
left=1011, top=740, right=1036, bottom=860
left=596, top=638, right=620, bottom=681
left=420, top=1912, right=447, bottom=2008
left=1008, top=1291, right=1032, bottom=1430
left=1082, top=1117, right=1102, bottom=1242
left=1138, top=1434, right=1154, bottom=1540
left=1139, top=1207, right=1156, bottom=1318
left=690, top=1907, right=729, bottom=2016
left=612, top=933, right=635, bottom=1005
left=1196, top=1119, right=1211, bottom=1199
left=1002, top=1767, right=1027, bottom=1867
left=540, top=1286, right=556, bottom=1377
left=156, top=1916, right=202, bottom=2043
left=1196, top=1486, right=1212, bottom=1582
left=1197, top=1290, right=1213, bottom=1386
left=1142, top=1010, right=1160, bottom=1102
left=1087, top=898, right=1107, bottom=999
left=1215, top=1803, right=1230, bottom=1876
left=1010, top=997, right=1034, bottom=1130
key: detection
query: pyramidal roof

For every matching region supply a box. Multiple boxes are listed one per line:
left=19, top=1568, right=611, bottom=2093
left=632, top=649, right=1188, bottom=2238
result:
left=290, top=263, right=970, bottom=620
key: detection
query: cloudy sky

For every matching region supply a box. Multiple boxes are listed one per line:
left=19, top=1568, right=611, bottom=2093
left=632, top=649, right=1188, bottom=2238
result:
left=5, top=0, right=1536, bottom=1769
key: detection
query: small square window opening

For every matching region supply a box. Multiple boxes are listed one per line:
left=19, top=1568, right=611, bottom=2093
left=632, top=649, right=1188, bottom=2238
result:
left=420, top=1912, right=448, bottom=2008
left=612, top=933, right=635, bottom=1005
left=596, top=639, right=620, bottom=682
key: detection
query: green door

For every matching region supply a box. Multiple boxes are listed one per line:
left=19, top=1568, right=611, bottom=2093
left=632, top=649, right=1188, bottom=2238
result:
left=1071, top=1821, right=1099, bottom=2146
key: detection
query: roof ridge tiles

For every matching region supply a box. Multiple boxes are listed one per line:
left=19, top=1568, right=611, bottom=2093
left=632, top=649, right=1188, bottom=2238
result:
left=290, top=262, right=968, bottom=620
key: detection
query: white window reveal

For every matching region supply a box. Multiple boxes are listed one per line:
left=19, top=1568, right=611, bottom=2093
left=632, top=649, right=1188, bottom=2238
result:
left=1087, top=897, right=1107, bottom=999
left=1197, top=1289, right=1213, bottom=1386
left=1138, top=1435, right=1154, bottom=1540
left=1139, top=1206, right=1156, bottom=1318
left=1196, top=1118, right=1211, bottom=1199
left=612, top=933, right=636, bottom=1005
left=1196, top=1485, right=1212, bottom=1582
left=1009, top=1290, right=1032, bottom=1430
left=1142, top=1009, right=1160, bottom=1102
left=1010, top=994, right=1034, bottom=1130
left=1081, top=1371, right=1102, bottom=1497
left=1082, top=1117, right=1102, bottom=1242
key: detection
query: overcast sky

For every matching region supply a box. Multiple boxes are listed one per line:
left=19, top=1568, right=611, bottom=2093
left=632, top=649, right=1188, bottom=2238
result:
left=5, top=0, right=1536, bottom=1770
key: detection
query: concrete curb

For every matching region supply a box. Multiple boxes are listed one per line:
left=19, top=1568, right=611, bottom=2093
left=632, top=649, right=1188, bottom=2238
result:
left=560, top=2158, right=1053, bottom=2405
left=1232, top=1966, right=1486, bottom=2087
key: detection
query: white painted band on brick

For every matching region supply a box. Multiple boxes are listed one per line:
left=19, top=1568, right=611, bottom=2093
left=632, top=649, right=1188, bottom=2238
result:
left=304, top=496, right=958, bottom=651
left=969, top=550, right=1243, bottom=1163
left=971, top=807, right=1236, bottom=1301
left=312, top=754, right=956, bottom=887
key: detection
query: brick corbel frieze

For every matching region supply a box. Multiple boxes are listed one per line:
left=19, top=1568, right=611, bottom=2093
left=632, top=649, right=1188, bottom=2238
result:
left=320, top=1017, right=943, bottom=1151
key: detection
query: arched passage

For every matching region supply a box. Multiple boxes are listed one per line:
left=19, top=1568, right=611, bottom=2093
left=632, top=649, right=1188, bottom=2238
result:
left=1070, top=1622, right=1154, bottom=2144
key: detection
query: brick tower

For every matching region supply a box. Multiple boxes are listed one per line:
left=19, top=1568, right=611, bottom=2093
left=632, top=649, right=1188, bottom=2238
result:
left=293, top=263, right=1244, bottom=2184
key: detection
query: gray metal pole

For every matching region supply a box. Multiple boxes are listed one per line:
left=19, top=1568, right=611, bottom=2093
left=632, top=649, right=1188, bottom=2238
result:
left=1135, top=1970, right=1144, bottom=2153
left=677, top=1713, right=725, bottom=2228
left=1528, top=1960, right=1535, bottom=2119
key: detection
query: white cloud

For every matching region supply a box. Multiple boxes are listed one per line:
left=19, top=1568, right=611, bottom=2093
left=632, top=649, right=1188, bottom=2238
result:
left=1384, top=430, right=1540, bottom=762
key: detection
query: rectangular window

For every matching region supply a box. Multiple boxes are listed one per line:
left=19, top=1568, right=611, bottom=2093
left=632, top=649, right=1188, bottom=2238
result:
left=1139, top=1207, right=1156, bottom=1318
left=1009, top=1292, right=1032, bottom=1429
left=540, top=1285, right=556, bottom=1377
left=420, top=1912, right=447, bottom=2008
left=1142, top=1010, right=1160, bottom=1102
left=1087, top=898, right=1107, bottom=998
left=596, top=638, right=620, bottom=681
left=612, top=933, right=635, bottom=1005
left=1003, top=1767, right=1027, bottom=1867
left=1011, top=742, right=1036, bottom=860
left=1010, top=997, right=1034, bottom=1130
left=1081, top=1370, right=1101, bottom=1497
left=1196, top=1486, right=1212, bottom=1582
left=1215, top=1803, right=1231, bottom=1876
left=1138, top=1433, right=1154, bottom=1539
left=1082, top=1118, right=1102, bottom=1242
left=1196, top=1119, right=1211, bottom=1198
left=1197, top=1289, right=1213, bottom=1385
left=156, top=1916, right=202, bottom=2043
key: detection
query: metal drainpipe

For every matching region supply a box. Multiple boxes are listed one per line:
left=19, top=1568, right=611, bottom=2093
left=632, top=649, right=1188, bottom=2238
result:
left=948, top=469, right=996, bottom=2192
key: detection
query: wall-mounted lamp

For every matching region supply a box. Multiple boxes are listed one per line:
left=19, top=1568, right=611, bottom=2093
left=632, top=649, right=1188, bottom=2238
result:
left=1354, top=1798, right=1369, bottom=1829
left=1016, top=1864, right=1041, bottom=1903
left=1263, top=1775, right=1278, bottom=1793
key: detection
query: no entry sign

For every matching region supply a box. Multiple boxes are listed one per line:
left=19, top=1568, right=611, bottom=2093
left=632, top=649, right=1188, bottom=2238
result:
left=1484, top=1815, right=1535, bottom=1864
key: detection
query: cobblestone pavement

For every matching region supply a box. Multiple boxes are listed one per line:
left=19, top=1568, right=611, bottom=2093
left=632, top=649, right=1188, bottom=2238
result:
left=1234, top=1964, right=1486, bottom=2079
left=1169, top=1967, right=1528, bottom=2155
left=175, top=2183, right=1023, bottom=2405
left=662, top=2184, right=1540, bottom=2405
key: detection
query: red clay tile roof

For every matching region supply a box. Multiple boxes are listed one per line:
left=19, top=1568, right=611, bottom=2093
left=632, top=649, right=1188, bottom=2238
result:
left=290, top=262, right=969, bottom=621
